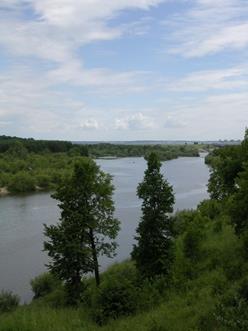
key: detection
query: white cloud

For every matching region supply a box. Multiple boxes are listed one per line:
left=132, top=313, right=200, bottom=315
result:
left=80, top=119, right=99, bottom=130
left=160, top=91, right=248, bottom=139
left=168, top=65, right=248, bottom=92
left=0, top=0, right=247, bottom=140
left=164, top=115, right=186, bottom=128
left=32, top=0, right=164, bottom=27
left=167, top=0, right=248, bottom=57
left=115, top=112, right=155, bottom=130
left=0, top=0, right=164, bottom=63
left=0, top=0, right=160, bottom=99
left=48, top=61, right=152, bottom=93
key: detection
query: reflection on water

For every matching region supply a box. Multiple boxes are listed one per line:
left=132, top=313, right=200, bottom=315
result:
left=0, top=156, right=209, bottom=302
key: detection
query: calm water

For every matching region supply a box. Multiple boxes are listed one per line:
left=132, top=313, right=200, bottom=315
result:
left=0, top=156, right=209, bottom=302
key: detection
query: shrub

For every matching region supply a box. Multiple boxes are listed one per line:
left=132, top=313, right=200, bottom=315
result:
left=216, top=291, right=248, bottom=331
left=172, top=210, right=197, bottom=236
left=40, top=287, right=67, bottom=308
left=89, top=262, right=139, bottom=324
left=8, top=172, right=36, bottom=193
left=137, top=276, right=168, bottom=311
left=183, top=226, right=204, bottom=262
left=0, top=291, right=20, bottom=313
left=92, top=277, right=138, bottom=324
left=198, top=199, right=222, bottom=220
left=35, top=174, right=51, bottom=189
left=31, top=273, right=61, bottom=299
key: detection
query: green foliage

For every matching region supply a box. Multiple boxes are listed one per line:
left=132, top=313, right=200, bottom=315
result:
left=92, top=275, right=138, bottom=324
left=198, top=199, right=222, bottom=220
left=35, top=174, right=51, bottom=189
left=0, top=291, right=19, bottom=314
left=44, top=158, right=120, bottom=304
left=229, top=163, right=248, bottom=234
left=0, top=136, right=200, bottom=195
left=0, top=152, right=77, bottom=194
left=6, top=141, right=28, bottom=159
left=87, top=262, right=166, bottom=325
left=2, top=130, right=248, bottom=330
left=31, top=273, right=61, bottom=299
left=87, top=143, right=200, bottom=160
left=172, top=210, right=198, bottom=236
left=132, top=152, right=175, bottom=279
left=207, top=145, right=243, bottom=200
left=216, top=289, right=248, bottom=331
left=8, top=172, right=36, bottom=193
left=207, top=130, right=248, bottom=202
left=0, top=135, right=75, bottom=154
left=182, top=223, right=204, bottom=262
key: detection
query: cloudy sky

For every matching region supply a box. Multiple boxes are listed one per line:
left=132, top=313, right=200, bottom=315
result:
left=0, top=0, right=247, bottom=140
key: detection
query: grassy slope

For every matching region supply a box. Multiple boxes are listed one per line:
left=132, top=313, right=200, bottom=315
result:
left=0, top=205, right=243, bottom=331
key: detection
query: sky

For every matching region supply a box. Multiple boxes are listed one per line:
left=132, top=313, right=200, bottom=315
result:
left=0, top=0, right=247, bottom=141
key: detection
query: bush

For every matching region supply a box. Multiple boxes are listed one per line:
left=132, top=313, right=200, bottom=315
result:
left=0, top=291, right=19, bottom=313
left=198, top=199, right=222, bottom=220
left=88, top=262, right=139, bottom=324
left=35, top=174, right=51, bottom=189
left=216, top=291, right=248, bottom=331
left=39, top=288, right=67, bottom=308
left=137, top=277, right=165, bottom=311
left=92, top=277, right=138, bottom=324
left=8, top=172, right=36, bottom=193
left=31, top=273, right=61, bottom=299
left=183, top=226, right=204, bottom=262
left=172, top=210, right=197, bottom=236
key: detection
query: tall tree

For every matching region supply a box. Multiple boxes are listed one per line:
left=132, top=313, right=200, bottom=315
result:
left=229, top=163, right=248, bottom=234
left=132, top=152, right=175, bottom=278
left=207, top=129, right=248, bottom=201
left=44, top=158, right=120, bottom=304
left=207, top=145, right=243, bottom=200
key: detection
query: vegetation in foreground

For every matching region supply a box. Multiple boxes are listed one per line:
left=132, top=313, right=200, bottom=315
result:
left=1, top=202, right=248, bottom=331
left=0, top=135, right=201, bottom=195
left=1, top=131, right=248, bottom=330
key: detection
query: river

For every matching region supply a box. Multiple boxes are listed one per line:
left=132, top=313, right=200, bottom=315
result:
left=0, top=156, right=209, bottom=302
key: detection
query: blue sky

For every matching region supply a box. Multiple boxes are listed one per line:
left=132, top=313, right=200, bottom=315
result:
left=0, top=0, right=247, bottom=140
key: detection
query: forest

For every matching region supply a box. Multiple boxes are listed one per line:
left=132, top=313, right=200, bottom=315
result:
left=0, top=131, right=247, bottom=331
left=0, top=135, right=200, bottom=195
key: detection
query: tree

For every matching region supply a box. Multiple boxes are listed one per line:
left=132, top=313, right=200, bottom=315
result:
left=229, top=163, right=248, bottom=234
left=207, top=129, right=248, bottom=201
left=207, top=146, right=243, bottom=200
left=44, top=158, right=120, bottom=304
left=132, top=152, right=175, bottom=278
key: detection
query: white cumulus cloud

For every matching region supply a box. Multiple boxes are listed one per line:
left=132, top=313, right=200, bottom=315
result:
left=115, top=113, right=155, bottom=130
left=80, top=119, right=100, bottom=130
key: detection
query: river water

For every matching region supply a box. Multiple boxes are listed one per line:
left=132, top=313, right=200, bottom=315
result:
left=0, top=156, right=209, bottom=302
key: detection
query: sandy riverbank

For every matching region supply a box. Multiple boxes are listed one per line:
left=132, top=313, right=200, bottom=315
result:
left=0, top=187, right=9, bottom=196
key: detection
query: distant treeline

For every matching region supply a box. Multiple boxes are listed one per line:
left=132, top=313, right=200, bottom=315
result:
left=0, top=135, right=87, bottom=154
left=85, top=143, right=200, bottom=160
left=0, top=136, right=201, bottom=160
left=0, top=135, right=201, bottom=195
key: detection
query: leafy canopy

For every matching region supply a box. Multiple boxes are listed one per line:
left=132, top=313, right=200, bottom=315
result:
left=44, top=158, right=120, bottom=303
left=132, top=152, right=175, bottom=278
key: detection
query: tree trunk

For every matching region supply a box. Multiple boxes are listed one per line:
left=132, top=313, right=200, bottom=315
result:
left=68, top=271, right=81, bottom=305
left=89, top=228, right=100, bottom=286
